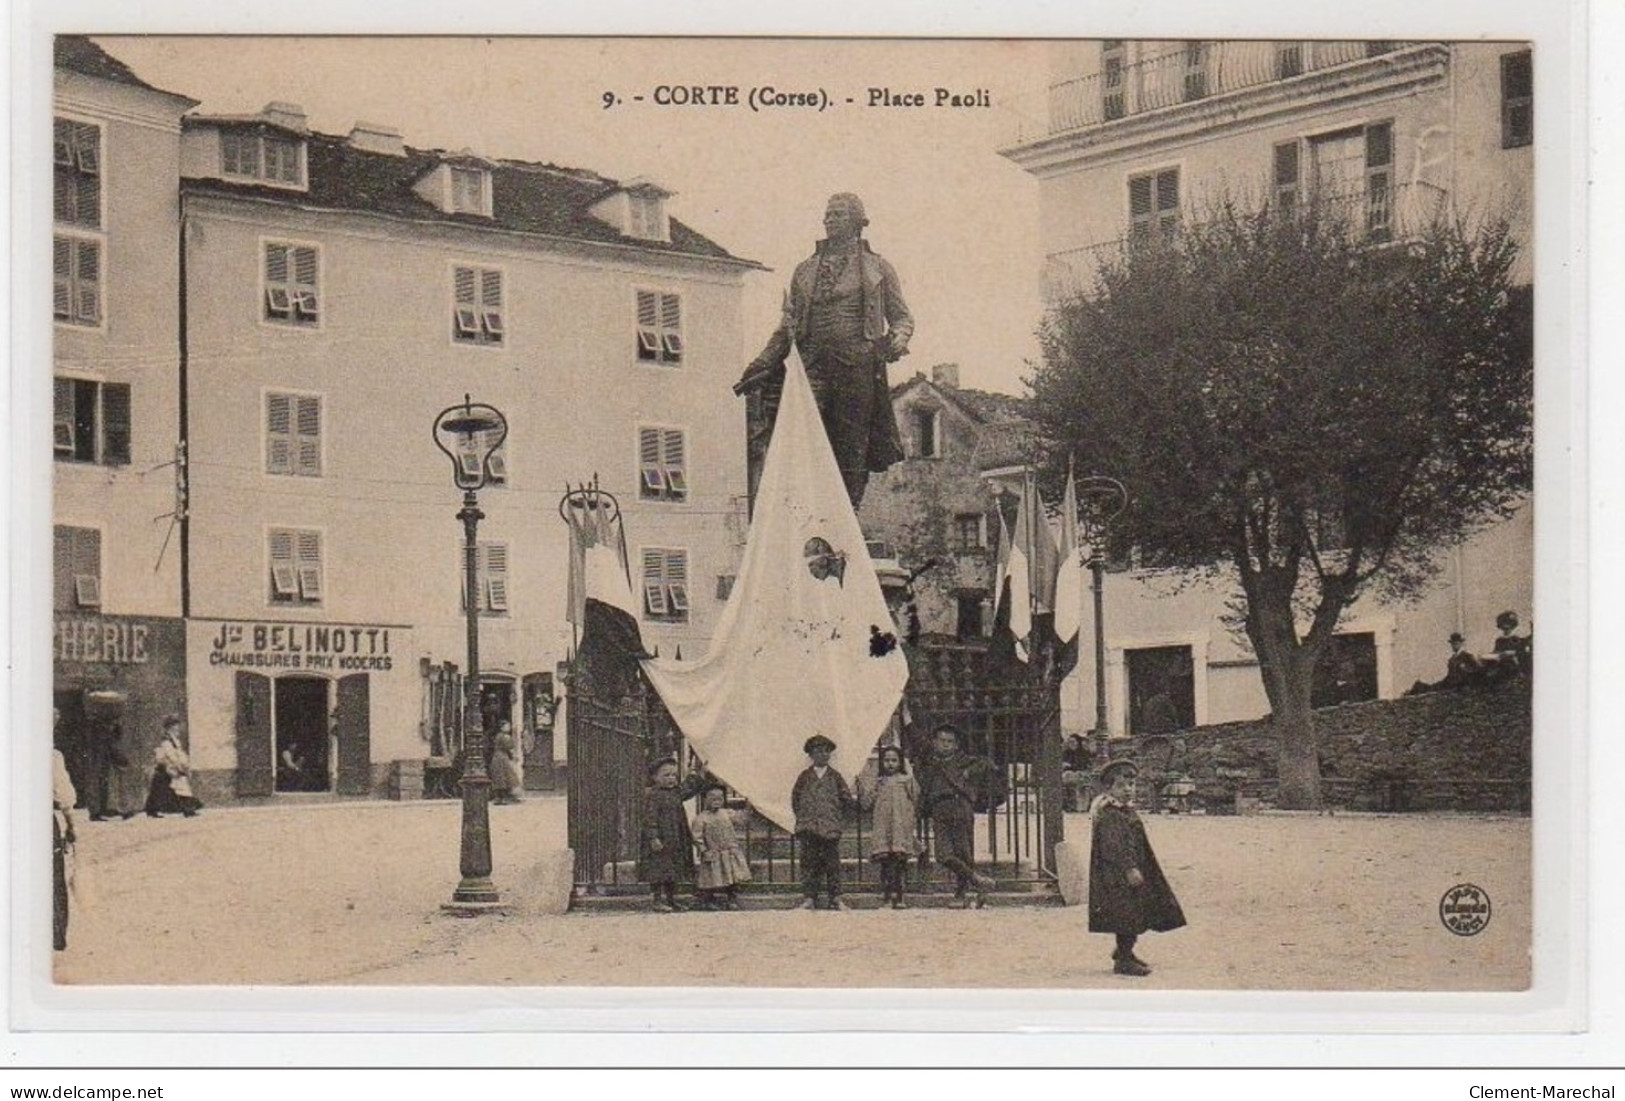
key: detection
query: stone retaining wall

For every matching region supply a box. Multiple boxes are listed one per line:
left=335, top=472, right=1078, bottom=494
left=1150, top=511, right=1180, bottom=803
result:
left=1107, top=679, right=1532, bottom=813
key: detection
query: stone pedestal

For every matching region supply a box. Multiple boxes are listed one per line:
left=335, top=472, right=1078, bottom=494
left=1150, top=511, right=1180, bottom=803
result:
left=1054, top=839, right=1087, bottom=907
left=535, top=848, right=575, bottom=915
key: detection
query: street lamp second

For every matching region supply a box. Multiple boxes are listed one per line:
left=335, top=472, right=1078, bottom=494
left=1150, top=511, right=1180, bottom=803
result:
left=1076, top=476, right=1128, bottom=758
left=432, top=394, right=508, bottom=912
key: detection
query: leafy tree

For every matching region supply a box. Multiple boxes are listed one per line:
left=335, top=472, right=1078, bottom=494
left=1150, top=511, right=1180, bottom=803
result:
left=1029, top=200, right=1532, bottom=808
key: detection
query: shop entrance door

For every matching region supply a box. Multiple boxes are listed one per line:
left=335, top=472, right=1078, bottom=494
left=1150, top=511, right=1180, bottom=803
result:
left=275, top=676, right=331, bottom=793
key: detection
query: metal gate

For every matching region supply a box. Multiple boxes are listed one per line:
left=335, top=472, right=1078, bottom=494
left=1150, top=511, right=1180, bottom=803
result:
left=565, top=643, right=1063, bottom=893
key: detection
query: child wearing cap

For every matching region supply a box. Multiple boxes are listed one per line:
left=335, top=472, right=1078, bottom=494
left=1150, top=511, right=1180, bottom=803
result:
left=1088, top=758, right=1186, bottom=976
left=791, top=735, right=856, bottom=910
left=692, top=782, right=751, bottom=910
left=639, top=757, right=702, bottom=913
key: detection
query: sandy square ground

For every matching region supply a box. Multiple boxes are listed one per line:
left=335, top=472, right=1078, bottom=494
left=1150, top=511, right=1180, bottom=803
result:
left=51, top=796, right=1529, bottom=990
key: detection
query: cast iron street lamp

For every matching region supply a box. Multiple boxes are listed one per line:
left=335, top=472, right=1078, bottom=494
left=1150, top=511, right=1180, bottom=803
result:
left=432, top=395, right=508, bottom=912
left=1077, top=476, right=1128, bottom=757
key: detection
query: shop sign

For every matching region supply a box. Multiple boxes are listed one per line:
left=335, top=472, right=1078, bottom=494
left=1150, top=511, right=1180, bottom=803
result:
left=55, top=616, right=150, bottom=664
left=207, top=621, right=395, bottom=672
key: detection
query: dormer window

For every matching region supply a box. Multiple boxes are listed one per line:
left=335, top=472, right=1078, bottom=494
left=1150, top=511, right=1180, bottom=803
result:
left=629, top=192, right=664, bottom=240
left=221, top=129, right=305, bottom=187
left=450, top=166, right=489, bottom=215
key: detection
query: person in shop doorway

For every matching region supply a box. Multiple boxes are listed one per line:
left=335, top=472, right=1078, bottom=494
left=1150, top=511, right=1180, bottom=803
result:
left=87, top=718, right=135, bottom=821
left=145, top=715, right=203, bottom=818
left=489, top=720, right=522, bottom=804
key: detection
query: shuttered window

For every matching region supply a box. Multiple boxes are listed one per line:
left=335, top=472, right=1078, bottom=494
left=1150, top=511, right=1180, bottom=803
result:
left=1275, top=42, right=1304, bottom=79
left=453, top=266, right=504, bottom=345
left=53, top=377, right=130, bottom=465
left=53, top=525, right=102, bottom=611
left=53, top=235, right=101, bottom=326
left=635, top=290, right=683, bottom=364
left=266, top=392, right=322, bottom=477
left=264, top=242, right=319, bottom=325
left=53, top=119, right=101, bottom=229
left=1128, top=169, right=1180, bottom=243
left=459, top=542, right=510, bottom=615
left=269, top=528, right=323, bottom=604
left=1182, top=41, right=1209, bottom=101
left=637, top=426, right=687, bottom=501
left=641, top=548, right=689, bottom=623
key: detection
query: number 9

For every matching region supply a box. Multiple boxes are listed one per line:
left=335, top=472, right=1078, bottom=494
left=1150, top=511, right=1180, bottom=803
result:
left=602, top=91, right=616, bottom=110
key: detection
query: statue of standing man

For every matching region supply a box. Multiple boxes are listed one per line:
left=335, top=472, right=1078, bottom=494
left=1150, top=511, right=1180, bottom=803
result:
left=736, top=193, right=914, bottom=510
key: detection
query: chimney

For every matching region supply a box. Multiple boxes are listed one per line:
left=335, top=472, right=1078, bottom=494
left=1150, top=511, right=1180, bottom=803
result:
left=932, top=363, right=961, bottom=389
left=261, top=102, right=309, bottom=133
left=347, top=121, right=406, bottom=157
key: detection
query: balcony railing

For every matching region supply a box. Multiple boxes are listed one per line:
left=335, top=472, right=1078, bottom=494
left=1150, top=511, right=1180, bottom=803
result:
left=1006, top=41, right=1421, bottom=145
left=1039, top=181, right=1450, bottom=303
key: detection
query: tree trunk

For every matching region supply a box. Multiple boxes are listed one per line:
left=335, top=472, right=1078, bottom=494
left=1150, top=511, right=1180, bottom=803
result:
left=1244, top=581, right=1324, bottom=810
left=1272, top=671, right=1321, bottom=810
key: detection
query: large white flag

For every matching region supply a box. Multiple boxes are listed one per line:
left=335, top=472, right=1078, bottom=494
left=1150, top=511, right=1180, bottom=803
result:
left=641, top=355, right=909, bottom=830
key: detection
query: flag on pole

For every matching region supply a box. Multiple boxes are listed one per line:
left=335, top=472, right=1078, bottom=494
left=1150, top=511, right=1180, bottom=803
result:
left=1053, top=465, right=1084, bottom=681
left=641, top=353, right=908, bottom=831
left=564, top=490, right=647, bottom=699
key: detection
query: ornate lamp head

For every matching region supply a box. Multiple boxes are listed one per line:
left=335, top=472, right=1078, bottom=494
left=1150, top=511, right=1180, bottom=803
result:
left=433, top=394, right=508, bottom=491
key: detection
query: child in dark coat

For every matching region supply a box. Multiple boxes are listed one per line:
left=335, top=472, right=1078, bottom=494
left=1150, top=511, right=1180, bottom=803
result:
left=1088, top=759, right=1186, bottom=975
left=790, top=734, right=855, bottom=911
left=917, top=724, right=997, bottom=908
left=639, top=757, right=702, bottom=912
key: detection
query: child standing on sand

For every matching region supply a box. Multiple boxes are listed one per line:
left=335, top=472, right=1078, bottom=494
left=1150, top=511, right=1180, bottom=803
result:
left=1088, top=758, right=1187, bottom=975
left=857, top=744, right=919, bottom=909
left=639, top=757, right=700, bottom=913
left=791, top=734, right=855, bottom=911
left=692, top=782, right=752, bottom=910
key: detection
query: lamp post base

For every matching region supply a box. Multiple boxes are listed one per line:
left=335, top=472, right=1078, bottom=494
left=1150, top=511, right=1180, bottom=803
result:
left=443, top=876, right=506, bottom=916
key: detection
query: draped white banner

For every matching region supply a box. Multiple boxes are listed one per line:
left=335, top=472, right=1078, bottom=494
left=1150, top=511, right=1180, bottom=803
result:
left=642, top=356, right=908, bottom=830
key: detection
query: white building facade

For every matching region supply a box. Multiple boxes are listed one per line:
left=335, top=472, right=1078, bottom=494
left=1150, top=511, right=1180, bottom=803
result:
left=175, top=106, right=755, bottom=799
left=51, top=38, right=198, bottom=801
left=1001, top=41, right=1535, bottom=736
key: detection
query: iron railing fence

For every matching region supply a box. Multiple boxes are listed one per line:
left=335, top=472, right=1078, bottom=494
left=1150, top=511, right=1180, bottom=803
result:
left=1004, top=41, right=1426, bottom=145
left=1040, top=181, right=1451, bottom=303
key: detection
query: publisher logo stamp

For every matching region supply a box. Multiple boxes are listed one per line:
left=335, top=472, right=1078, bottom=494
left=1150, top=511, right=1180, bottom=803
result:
left=1439, top=883, right=1492, bottom=936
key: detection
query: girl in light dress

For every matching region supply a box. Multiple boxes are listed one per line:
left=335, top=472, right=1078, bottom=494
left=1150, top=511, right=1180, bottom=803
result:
left=692, top=782, right=751, bottom=910
left=858, top=744, right=920, bottom=909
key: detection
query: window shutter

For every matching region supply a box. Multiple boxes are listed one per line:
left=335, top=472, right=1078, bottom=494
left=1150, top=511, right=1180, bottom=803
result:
left=72, top=527, right=101, bottom=608
left=666, top=550, right=689, bottom=614
left=296, top=530, right=323, bottom=601
left=267, top=393, right=293, bottom=474
left=295, top=396, right=321, bottom=476
left=1365, top=123, right=1394, bottom=240
left=53, top=526, right=74, bottom=610
left=455, top=267, right=477, bottom=303
left=53, top=378, right=75, bottom=456
left=74, top=240, right=100, bottom=323
left=480, top=269, right=501, bottom=307
left=102, top=383, right=131, bottom=466
left=293, top=246, right=317, bottom=288
left=269, top=529, right=297, bottom=597
left=1501, top=51, right=1533, bottom=148
left=266, top=243, right=289, bottom=284
left=663, top=429, right=687, bottom=497
left=54, top=238, right=73, bottom=319
left=642, top=549, right=668, bottom=615
left=639, top=427, right=664, bottom=496
left=661, top=293, right=683, bottom=360
left=484, top=542, right=509, bottom=612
